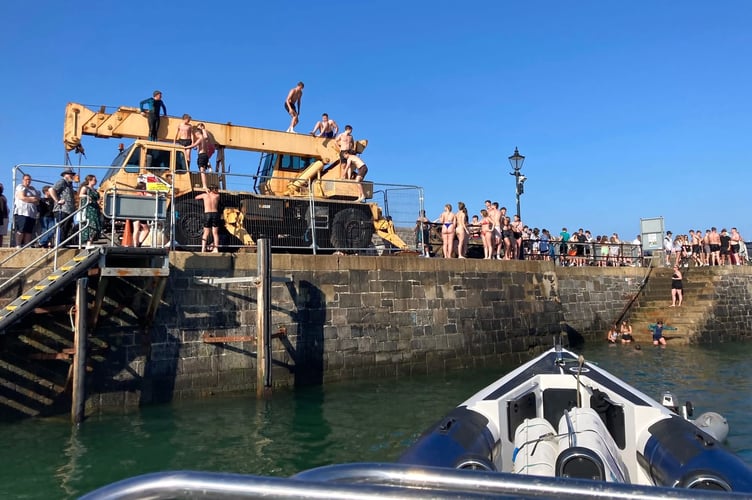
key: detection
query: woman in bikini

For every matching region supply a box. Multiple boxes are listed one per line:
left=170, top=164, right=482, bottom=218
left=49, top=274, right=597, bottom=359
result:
left=620, top=321, right=633, bottom=343
left=479, top=209, right=493, bottom=259
left=511, top=214, right=524, bottom=260
left=455, top=201, right=469, bottom=259
left=439, top=204, right=456, bottom=258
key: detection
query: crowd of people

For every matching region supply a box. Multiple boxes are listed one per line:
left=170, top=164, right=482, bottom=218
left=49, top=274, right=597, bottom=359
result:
left=6, top=169, right=104, bottom=249
left=662, top=229, right=747, bottom=267
left=2, top=168, right=173, bottom=250
left=163, top=85, right=370, bottom=201
left=416, top=201, right=748, bottom=268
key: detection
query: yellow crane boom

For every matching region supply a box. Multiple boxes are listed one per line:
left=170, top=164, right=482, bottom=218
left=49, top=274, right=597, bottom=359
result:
left=63, top=102, right=347, bottom=162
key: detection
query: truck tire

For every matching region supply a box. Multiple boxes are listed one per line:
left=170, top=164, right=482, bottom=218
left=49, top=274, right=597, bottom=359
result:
left=173, top=199, right=204, bottom=248
left=330, top=207, right=373, bottom=251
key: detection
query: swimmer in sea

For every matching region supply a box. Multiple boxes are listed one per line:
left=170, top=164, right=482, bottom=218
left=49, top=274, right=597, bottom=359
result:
left=439, top=204, right=456, bottom=258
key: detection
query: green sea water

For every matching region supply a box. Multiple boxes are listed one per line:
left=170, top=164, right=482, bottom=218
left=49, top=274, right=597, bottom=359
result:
left=2, top=341, right=751, bottom=499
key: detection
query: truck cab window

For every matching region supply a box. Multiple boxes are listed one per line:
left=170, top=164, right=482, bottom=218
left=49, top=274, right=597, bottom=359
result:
left=176, top=150, right=187, bottom=172
left=125, top=145, right=141, bottom=174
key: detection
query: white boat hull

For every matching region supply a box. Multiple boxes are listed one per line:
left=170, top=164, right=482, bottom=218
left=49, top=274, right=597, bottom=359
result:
left=399, top=345, right=752, bottom=493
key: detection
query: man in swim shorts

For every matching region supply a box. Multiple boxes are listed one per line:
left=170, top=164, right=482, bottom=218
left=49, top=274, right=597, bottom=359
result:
left=311, top=113, right=338, bottom=138
left=196, top=182, right=221, bottom=253
left=284, top=82, right=304, bottom=132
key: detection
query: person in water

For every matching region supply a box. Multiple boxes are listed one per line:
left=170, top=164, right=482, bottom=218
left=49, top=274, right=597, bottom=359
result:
left=620, top=321, right=633, bottom=343
left=650, top=320, right=667, bottom=346
left=607, top=324, right=619, bottom=343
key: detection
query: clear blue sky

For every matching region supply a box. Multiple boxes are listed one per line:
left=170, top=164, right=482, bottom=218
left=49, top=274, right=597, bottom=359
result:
left=3, top=1, right=751, bottom=240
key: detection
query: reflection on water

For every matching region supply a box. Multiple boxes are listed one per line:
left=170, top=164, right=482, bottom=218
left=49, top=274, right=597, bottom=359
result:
left=0, top=341, right=750, bottom=499
left=55, top=427, right=87, bottom=498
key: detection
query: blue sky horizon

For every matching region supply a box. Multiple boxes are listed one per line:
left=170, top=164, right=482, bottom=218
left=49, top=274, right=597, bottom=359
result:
left=3, top=1, right=751, bottom=241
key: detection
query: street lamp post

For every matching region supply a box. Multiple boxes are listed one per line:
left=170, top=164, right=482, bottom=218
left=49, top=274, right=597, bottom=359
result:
left=508, top=147, right=526, bottom=218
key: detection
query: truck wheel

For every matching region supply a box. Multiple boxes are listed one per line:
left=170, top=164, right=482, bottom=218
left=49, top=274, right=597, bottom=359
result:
left=330, top=207, right=373, bottom=251
left=173, top=199, right=204, bottom=248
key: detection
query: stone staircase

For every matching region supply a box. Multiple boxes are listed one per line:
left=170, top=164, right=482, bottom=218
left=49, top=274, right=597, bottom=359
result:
left=625, top=267, right=717, bottom=344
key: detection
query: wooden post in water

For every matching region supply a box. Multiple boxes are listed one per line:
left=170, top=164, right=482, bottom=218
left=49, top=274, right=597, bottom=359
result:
left=256, top=239, right=272, bottom=398
left=71, top=277, right=88, bottom=424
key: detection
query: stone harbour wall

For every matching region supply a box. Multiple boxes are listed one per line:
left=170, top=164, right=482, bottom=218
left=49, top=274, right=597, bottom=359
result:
left=87, top=254, right=648, bottom=409
left=699, top=266, right=752, bottom=343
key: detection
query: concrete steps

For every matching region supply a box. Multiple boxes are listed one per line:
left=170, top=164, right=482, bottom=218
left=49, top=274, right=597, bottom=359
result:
left=624, top=267, right=717, bottom=344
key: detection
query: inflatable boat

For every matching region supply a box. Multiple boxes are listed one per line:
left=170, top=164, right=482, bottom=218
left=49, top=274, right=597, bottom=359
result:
left=398, top=338, right=752, bottom=493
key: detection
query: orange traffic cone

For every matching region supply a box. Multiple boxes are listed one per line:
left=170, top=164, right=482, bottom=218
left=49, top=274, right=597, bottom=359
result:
left=122, top=219, right=133, bottom=247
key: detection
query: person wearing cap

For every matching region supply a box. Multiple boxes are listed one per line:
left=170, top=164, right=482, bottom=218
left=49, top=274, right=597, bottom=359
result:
left=140, top=90, right=167, bottom=141
left=49, top=168, right=77, bottom=246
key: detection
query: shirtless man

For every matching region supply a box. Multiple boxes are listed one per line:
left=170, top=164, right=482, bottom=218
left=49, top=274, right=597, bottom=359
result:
left=310, top=113, right=338, bottom=138
left=196, top=179, right=221, bottom=253
left=284, top=81, right=304, bottom=133
left=484, top=200, right=500, bottom=259
left=174, top=114, right=193, bottom=167
left=342, top=150, right=368, bottom=202
left=708, top=227, right=721, bottom=266
left=336, top=125, right=354, bottom=177
left=187, top=125, right=210, bottom=173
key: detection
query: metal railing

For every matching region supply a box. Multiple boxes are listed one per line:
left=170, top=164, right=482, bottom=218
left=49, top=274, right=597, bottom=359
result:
left=10, top=164, right=423, bottom=255
left=0, top=204, right=91, bottom=296
left=78, top=463, right=749, bottom=499
left=419, top=222, right=646, bottom=265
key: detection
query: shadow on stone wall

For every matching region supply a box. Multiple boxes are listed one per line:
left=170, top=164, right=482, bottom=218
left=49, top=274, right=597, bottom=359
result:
left=291, top=280, right=325, bottom=387
left=561, top=323, right=585, bottom=350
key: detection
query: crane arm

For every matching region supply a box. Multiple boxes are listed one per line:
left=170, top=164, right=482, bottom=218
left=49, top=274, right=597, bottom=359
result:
left=63, top=102, right=348, bottom=162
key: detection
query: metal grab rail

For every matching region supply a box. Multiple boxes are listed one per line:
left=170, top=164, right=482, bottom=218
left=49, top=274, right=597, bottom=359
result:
left=0, top=204, right=89, bottom=296
left=101, top=187, right=167, bottom=248
left=79, top=463, right=748, bottom=499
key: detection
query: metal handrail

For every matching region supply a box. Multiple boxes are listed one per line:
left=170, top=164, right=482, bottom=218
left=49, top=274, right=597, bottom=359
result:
left=0, top=205, right=89, bottom=296
left=101, top=186, right=167, bottom=248
left=79, top=463, right=749, bottom=499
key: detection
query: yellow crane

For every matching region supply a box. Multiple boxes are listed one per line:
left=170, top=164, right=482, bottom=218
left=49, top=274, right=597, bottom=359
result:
left=63, top=102, right=409, bottom=251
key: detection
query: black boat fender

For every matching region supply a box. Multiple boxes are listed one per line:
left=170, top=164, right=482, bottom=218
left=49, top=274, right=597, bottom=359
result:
left=638, top=415, right=752, bottom=492
left=397, top=406, right=497, bottom=471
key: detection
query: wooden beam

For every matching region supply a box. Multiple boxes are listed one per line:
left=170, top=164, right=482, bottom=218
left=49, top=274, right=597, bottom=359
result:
left=202, top=335, right=256, bottom=343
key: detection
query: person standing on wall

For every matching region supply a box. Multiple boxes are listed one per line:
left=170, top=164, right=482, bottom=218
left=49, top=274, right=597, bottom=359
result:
left=140, top=90, right=167, bottom=141
left=670, top=265, right=683, bottom=307
left=195, top=177, right=221, bottom=253
left=0, top=183, right=8, bottom=247
left=79, top=174, right=102, bottom=248
left=13, top=174, right=40, bottom=247
left=37, top=186, right=56, bottom=248
left=49, top=168, right=77, bottom=247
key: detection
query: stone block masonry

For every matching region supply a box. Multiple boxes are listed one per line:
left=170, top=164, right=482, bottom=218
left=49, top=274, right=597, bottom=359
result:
left=82, top=254, right=652, bottom=410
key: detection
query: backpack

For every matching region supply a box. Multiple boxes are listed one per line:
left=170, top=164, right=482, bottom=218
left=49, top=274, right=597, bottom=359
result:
left=38, top=197, right=53, bottom=218
left=206, top=141, right=216, bottom=158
